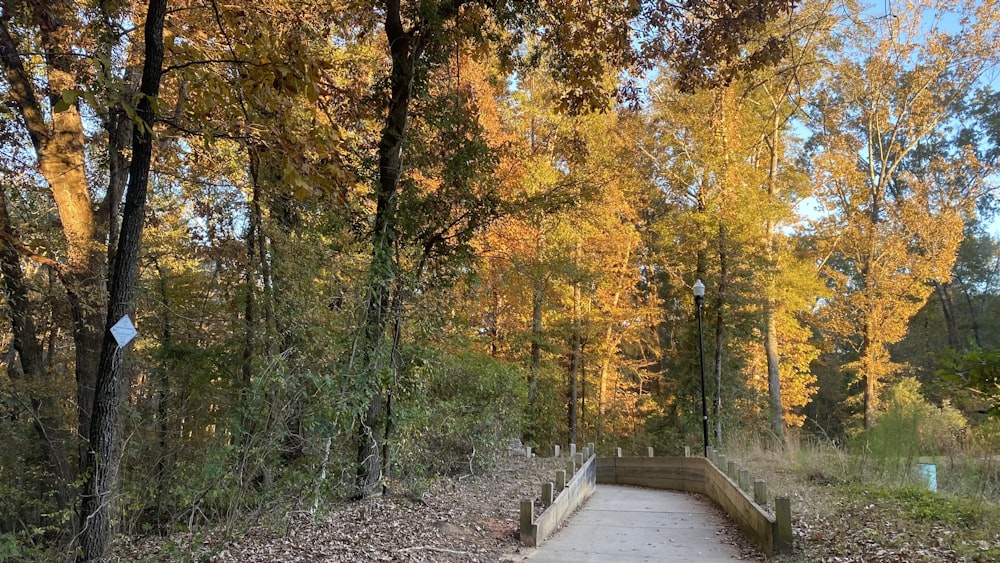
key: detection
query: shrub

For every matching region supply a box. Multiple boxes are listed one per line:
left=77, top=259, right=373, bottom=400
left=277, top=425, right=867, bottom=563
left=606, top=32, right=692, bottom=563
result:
left=856, top=377, right=967, bottom=480
left=393, top=350, right=528, bottom=482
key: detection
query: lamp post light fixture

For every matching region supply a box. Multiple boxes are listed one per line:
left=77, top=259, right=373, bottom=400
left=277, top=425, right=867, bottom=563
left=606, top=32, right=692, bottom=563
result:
left=693, top=279, right=709, bottom=457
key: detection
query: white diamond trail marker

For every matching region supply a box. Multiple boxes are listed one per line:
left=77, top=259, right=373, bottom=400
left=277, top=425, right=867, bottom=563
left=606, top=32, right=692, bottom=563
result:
left=110, top=315, right=138, bottom=347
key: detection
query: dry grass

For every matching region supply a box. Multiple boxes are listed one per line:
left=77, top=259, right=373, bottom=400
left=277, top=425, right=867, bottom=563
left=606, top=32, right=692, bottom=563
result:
left=728, top=436, right=1000, bottom=562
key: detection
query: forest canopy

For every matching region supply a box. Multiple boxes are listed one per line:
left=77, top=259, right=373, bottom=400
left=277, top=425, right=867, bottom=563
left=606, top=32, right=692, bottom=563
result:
left=1, top=0, right=999, bottom=559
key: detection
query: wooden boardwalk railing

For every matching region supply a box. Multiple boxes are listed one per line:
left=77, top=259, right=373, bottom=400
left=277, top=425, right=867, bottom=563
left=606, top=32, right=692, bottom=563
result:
left=519, top=444, right=793, bottom=558
left=519, top=446, right=597, bottom=547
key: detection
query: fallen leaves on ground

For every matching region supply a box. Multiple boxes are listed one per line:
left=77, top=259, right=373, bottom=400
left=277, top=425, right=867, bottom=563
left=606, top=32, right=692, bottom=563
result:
left=116, top=455, right=564, bottom=562
left=741, top=458, right=1000, bottom=563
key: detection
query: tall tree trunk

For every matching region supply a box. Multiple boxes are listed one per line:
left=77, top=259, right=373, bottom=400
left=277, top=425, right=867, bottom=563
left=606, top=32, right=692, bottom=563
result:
left=596, top=253, right=627, bottom=442
left=764, top=108, right=785, bottom=445
left=568, top=282, right=581, bottom=445
left=861, top=197, right=880, bottom=430
left=79, top=0, right=166, bottom=557
left=934, top=280, right=961, bottom=350
left=713, top=224, right=727, bottom=446
left=596, top=326, right=621, bottom=443
left=250, top=152, right=276, bottom=359
left=764, top=297, right=784, bottom=441
left=526, top=275, right=544, bottom=441
left=960, top=288, right=982, bottom=347
left=153, top=261, right=172, bottom=531
left=710, top=89, right=731, bottom=448
left=489, top=288, right=502, bottom=357
left=238, top=156, right=261, bottom=469
left=861, top=318, right=878, bottom=430
left=101, top=63, right=138, bottom=276
left=354, top=0, right=424, bottom=498
left=381, top=277, right=405, bottom=493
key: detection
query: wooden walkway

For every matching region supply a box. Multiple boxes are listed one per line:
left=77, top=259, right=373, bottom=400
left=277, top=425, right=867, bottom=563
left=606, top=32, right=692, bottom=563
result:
left=523, top=484, right=747, bottom=562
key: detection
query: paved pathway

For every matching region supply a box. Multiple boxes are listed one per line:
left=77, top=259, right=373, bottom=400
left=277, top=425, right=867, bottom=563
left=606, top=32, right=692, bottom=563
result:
left=524, top=484, right=746, bottom=562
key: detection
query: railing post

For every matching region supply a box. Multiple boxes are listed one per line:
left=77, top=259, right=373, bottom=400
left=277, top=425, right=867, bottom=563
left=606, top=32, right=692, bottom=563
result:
left=520, top=499, right=535, bottom=545
left=587, top=442, right=595, bottom=458
left=684, top=446, right=691, bottom=458
left=555, top=469, right=566, bottom=490
left=647, top=447, right=654, bottom=457
left=728, top=460, right=739, bottom=481
left=775, top=496, right=793, bottom=554
left=753, top=480, right=768, bottom=506
left=739, top=468, right=751, bottom=492
left=717, top=453, right=727, bottom=471
left=566, top=458, right=576, bottom=477
left=615, top=447, right=622, bottom=458
left=570, top=443, right=577, bottom=457
left=541, top=482, right=554, bottom=507
left=554, top=444, right=561, bottom=457
left=525, top=446, right=532, bottom=458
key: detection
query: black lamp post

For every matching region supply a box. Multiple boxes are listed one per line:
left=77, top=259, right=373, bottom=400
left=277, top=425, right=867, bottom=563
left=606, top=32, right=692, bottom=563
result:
left=693, top=279, right=709, bottom=457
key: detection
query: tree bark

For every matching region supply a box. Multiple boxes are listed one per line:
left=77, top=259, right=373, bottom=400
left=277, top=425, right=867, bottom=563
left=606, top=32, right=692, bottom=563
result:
left=79, top=0, right=166, bottom=557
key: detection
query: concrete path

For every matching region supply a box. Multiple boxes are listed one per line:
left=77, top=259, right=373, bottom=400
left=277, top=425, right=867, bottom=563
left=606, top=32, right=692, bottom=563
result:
left=524, top=484, right=746, bottom=562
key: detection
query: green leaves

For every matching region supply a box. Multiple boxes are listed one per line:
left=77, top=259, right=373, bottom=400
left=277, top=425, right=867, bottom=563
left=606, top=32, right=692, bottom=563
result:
left=52, top=89, right=79, bottom=113
left=938, top=346, right=1000, bottom=416
left=51, top=88, right=100, bottom=114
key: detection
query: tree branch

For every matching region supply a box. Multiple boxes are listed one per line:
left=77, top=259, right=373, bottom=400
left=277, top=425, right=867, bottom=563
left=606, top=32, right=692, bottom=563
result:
left=0, top=18, right=49, bottom=153
left=0, top=230, right=62, bottom=273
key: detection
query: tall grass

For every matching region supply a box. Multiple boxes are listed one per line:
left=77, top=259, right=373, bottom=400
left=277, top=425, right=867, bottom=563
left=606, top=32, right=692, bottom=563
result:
left=722, top=378, right=1000, bottom=506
